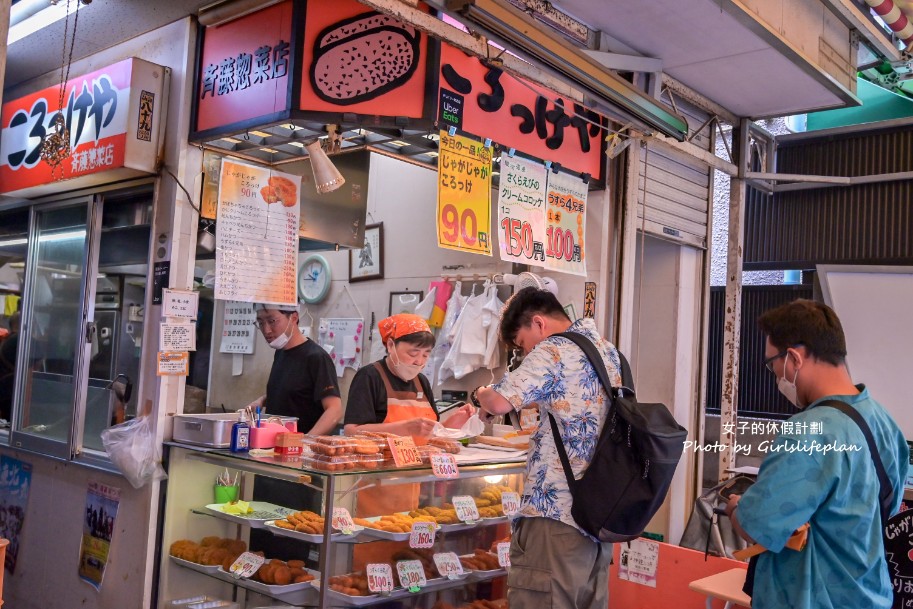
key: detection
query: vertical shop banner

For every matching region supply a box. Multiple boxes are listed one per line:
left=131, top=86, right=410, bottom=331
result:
left=437, top=131, right=492, bottom=256
left=78, top=481, right=121, bottom=591
left=544, top=171, right=588, bottom=277
left=220, top=301, right=257, bottom=354
left=215, top=159, right=300, bottom=306
left=0, top=455, right=32, bottom=574
left=496, top=155, right=548, bottom=267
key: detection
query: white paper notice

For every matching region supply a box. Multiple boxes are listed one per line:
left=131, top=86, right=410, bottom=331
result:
left=319, top=318, right=364, bottom=377
left=160, top=322, right=196, bottom=351
left=497, top=156, right=548, bottom=267
left=220, top=300, right=257, bottom=354
left=162, top=289, right=199, bottom=320
left=214, top=159, right=300, bottom=306
left=342, top=334, right=357, bottom=359
left=617, top=538, right=659, bottom=588
left=544, top=170, right=588, bottom=277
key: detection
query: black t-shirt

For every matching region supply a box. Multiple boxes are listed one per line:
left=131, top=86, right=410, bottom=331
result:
left=344, top=358, right=436, bottom=426
left=265, top=339, right=340, bottom=433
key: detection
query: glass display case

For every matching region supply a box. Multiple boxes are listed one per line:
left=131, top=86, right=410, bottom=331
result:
left=158, top=443, right=525, bottom=609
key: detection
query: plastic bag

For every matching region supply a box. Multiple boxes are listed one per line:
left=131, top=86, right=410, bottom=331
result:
left=100, top=415, right=167, bottom=489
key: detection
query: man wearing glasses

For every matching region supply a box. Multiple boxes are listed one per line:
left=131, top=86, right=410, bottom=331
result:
left=246, top=303, right=341, bottom=435
left=724, top=299, right=906, bottom=609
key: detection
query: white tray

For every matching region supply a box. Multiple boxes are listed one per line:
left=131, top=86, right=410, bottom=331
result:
left=458, top=554, right=506, bottom=579
left=170, top=555, right=221, bottom=574
left=202, top=502, right=296, bottom=527
left=324, top=588, right=383, bottom=606
left=357, top=515, right=440, bottom=542
left=215, top=567, right=317, bottom=595
left=438, top=521, right=479, bottom=533
left=264, top=520, right=363, bottom=543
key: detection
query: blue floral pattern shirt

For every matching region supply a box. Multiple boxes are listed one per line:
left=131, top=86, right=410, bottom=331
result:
left=492, top=318, right=621, bottom=539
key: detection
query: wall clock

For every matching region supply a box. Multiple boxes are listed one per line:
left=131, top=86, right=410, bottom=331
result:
left=298, top=254, right=332, bottom=304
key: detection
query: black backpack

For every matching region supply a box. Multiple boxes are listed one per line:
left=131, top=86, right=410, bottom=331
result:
left=547, top=332, right=688, bottom=543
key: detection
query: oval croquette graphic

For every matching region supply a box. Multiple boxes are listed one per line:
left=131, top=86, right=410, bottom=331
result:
left=310, top=12, right=421, bottom=105
left=260, top=175, right=298, bottom=207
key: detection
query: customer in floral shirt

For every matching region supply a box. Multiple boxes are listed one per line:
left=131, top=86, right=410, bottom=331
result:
left=474, top=287, right=620, bottom=609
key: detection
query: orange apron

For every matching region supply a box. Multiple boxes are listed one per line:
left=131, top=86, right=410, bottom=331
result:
left=354, top=362, right=437, bottom=569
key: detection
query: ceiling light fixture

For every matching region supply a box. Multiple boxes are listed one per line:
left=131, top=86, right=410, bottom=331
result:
left=304, top=140, right=345, bottom=194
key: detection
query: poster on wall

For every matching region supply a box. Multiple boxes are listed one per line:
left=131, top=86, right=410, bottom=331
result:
left=0, top=455, right=32, bottom=574
left=78, top=481, right=121, bottom=591
left=496, top=155, right=548, bottom=267
left=215, top=159, right=300, bottom=306
left=220, top=301, right=257, bottom=354
left=437, top=131, right=492, bottom=256
left=544, top=170, right=588, bottom=277
left=318, top=318, right=364, bottom=377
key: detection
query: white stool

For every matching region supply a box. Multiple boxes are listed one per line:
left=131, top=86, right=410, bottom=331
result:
left=688, top=568, right=751, bottom=609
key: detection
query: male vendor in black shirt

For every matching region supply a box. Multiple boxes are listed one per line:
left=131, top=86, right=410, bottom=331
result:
left=246, top=302, right=341, bottom=562
left=245, top=303, right=341, bottom=434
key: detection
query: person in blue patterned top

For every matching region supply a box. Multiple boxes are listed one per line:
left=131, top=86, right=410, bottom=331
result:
left=474, top=287, right=619, bottom=609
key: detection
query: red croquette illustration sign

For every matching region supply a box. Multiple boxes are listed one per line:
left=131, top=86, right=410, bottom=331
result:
left=194, top=0, right=294, bottom=133
left=299, top=0, right=430, bottom=118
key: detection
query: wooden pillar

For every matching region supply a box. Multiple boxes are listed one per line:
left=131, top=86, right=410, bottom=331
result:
left=0, top=0, right=11, bottom=108
left=718, top=119, right=749, bottom=481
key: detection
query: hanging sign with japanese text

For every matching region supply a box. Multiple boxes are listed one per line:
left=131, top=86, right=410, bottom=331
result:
left=438, top=41, right=604, bottom=180
left=544, top=170, right=587, bottom=277
left=0, top=57, right=165, bottom=197
left=193, top=0, right=293, bottom=135
left=437, top=131, right=492, bottom=256
left=496, top=155, right=548, bottom=267
left=214, top=159, right=300, bottom=306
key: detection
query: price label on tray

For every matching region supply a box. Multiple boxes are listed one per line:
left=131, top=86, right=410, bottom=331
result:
left=433, top=552, right=464, bottom=579
left=366, top=563, right=394, bottom=593
left=332, top=507, right=356, bottom=534
left=430, top=453, right=459, bottom=479
left=228, top=551, right=265, bottom=579
left=497, top=542, right=511, bottom=568
left=388, top=436, right=422, bottom=467
left=396, top=559, right=427, bottom=592
left=409, top=521, right=437, bottom=549
left=501, top=491, right=520, bottom=516
left=452, top=495, right=480, bottom=523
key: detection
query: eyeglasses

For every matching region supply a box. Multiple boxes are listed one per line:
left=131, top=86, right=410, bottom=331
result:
left=253, top=315, right=288, bottom=330
left=763, top=351, right=788, bottom=373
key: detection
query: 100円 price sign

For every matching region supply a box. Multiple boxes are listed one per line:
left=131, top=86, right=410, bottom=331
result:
left=437, top=131, right=492, bottom=256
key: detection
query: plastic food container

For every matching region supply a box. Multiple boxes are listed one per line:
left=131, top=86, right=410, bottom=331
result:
left=301, top=453, right=359, bottom=471
left=417, top=445, right=443, bottom=464
left=302, top=436, right=357, bottom=456
left=352, top=454, right=385, bottom=470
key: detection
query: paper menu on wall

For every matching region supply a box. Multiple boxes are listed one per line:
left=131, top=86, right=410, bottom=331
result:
left=318, top=318, right=364, bottom=377
left=160, top=322, right=196, bottom=351
left=497, top=155, right=548, bottom=267
left=214, top=159, right=300, bottom=306
left=544, top=170, right=587, bottom=277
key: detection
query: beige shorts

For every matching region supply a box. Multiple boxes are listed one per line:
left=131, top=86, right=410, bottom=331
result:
left=507, top=517, right=612, bottom=609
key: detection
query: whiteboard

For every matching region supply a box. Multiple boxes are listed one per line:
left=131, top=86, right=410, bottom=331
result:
left=819, top=265, right=913, bottom=438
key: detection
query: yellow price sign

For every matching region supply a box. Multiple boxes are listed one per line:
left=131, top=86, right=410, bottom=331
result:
left=437, top=131, right=492, bottom=255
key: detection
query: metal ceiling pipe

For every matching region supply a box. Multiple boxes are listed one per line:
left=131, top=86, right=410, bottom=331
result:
left=864, top=0, right=913, bottom=47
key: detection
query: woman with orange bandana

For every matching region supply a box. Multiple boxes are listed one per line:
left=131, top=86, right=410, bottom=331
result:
left=344, top=313, right=474, bottom=441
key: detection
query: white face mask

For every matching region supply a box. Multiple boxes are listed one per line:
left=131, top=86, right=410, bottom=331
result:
left=387, top=340, right=424, bottom=381
left=777, top=352, right=802, bottom=408
left=268, top=316, right=293, bottom=350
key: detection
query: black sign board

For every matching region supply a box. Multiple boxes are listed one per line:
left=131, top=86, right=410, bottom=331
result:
left=885, top=509, right=913, bottom=607
left=438, top=88, right=464, bottom=130
left=152, top=261, right=170, bottom=305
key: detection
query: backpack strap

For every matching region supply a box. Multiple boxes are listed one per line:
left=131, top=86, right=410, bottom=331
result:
left=546, top=331, right=624, bottom=490
left=817, top=399, right=894, bottom=523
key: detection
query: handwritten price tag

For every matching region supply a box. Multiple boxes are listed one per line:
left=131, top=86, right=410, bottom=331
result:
left=396, top=559, right=427, bottom=592
left=366, top=563, right=394, bottom=593
left=332, top=507, right=356, bottom=534
left=409, top=521, right=437, bottom=549
left=433, top=552, right=464, bottom=579
left=497, top=542, right=511, bottom=568
left=501, top=491, right=520, bottom=516
left=452, top=495, right=480, bottom=523
left=388, top=436, right=422, bottom=467
left=430, top=453, right=459, bottom=479
left=228, top=551, right=265, bottom=579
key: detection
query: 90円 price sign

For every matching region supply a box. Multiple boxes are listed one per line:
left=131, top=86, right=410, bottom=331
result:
left=332, top=507, right=356, bottom=534
left=430, top=453, right=459, bottom=478
left=366, top=563, right=394, bottom=593
left=228, top=551, right=265, bottom=579
left=452, top=495, right=480, bottom=523
left=396, top=559, right=427, bottom=591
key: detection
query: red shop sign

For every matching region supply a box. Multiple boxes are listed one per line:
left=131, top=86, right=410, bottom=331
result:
left=0, top=57, right=164, bottom=197
left=193, top=0, right=294, bottom=134
left=438, top=42, right=605, bottom=180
